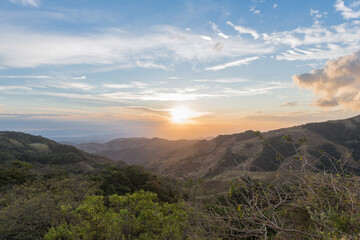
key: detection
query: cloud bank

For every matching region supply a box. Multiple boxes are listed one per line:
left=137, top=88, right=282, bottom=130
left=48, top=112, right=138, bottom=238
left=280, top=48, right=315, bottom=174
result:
left=0, top=25, right=271, bottom=69
left=293, top=51, right=360, bottom=111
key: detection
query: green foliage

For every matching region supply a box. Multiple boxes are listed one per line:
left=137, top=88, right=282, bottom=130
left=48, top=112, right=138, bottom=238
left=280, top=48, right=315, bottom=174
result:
left=0, top=131, right=100, bottom=167
left=0, top=176, right=99, bottom=240
left=93, top=165, right=178, bottom=202
left=0, top=160, right=34, bottom=187
left=1, top=131, right=359, bottom=239
left=45, top=190, right=189, bottom=240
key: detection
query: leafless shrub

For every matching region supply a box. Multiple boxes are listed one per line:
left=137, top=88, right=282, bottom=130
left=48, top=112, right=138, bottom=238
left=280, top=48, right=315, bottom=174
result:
left=186, top=133, right=360, bottom=239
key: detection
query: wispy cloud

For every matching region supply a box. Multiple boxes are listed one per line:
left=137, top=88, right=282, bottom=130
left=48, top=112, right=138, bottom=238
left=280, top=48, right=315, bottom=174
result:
left=194, top=78, right=248, bottom=83
left=310, top=9, right=324, bottom=27
left=0, top=25, right=271, bottom=69
left=0, top=86, right=32, bottom=90
left=0, top=113, right=67, bottom=119
left=264, top=21, right=360, bottom=61
left=280, top=101, right=299, bottom=107
left=0, top=75, right=51, bottom=79
left=210, top=22, right=229, bottom=39
left=38, top=81, right=94, bottom=91
left=102, top=82, right=147, bottom=89
left=134, top=61, right=167, bottom=70
left=100, top=91, right=211, bottom=102
left=335, top=0, right=360, bottom=19
left=205, top=56, right=260, bottom=71
left=220, top=82, right=293, bottom=97
left=102, top=84, right=135, bottom=89
left=227, top=21, right=260, bottom=39
left=9, top=0, right=41, bottom=7
left=72, top=76, right=86, bottom=80
left=244, top=109, right=353, bottom=124
left=249, top=5, right=261, bottom=16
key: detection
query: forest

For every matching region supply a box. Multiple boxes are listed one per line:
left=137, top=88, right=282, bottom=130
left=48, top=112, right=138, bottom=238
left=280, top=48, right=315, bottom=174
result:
left=0, top=131, right=359, bottom=239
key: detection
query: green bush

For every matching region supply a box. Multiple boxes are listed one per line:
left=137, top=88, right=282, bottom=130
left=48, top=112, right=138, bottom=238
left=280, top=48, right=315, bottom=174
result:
left=45, top=190, right=189, bottom=240
left=0, top=177, right=99, bottom=240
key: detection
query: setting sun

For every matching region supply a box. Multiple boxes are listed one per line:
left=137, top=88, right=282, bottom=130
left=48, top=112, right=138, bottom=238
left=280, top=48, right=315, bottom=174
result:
left=170, top=107, right=197, bottom=124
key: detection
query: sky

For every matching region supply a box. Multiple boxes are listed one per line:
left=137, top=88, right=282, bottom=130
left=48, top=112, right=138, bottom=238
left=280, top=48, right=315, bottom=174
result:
left=1, top=0, right=360, bottom=140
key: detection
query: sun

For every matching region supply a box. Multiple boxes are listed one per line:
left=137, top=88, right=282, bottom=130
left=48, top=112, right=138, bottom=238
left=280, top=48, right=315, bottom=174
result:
left=170, top=107, right=196, bottom=124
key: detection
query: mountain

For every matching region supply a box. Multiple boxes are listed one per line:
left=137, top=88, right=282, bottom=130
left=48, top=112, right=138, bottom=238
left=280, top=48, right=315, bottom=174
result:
left=0, top=131, right=121, bottom=174
left=77, top=115, right=360, bottom=179
left=77, top=137, right=197, bottom=166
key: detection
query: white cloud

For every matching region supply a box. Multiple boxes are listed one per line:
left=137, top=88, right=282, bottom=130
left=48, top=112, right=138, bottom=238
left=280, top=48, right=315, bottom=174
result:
left=62, top=82, right=93, bottom=91
left=249, top=5, right=261, bottom=15
left=0, top=25, right=272, bottom=69
left=210, top=22, right=229, bottom=39
left=310, top=9, right=323, bottom=27
left=194, top=78, right=248, bottom=83
left=0, top=86, right=31, bottom=90
left=102, top=82, right=147, bottom=89
left=218, top=32, right=229, bottom=39
left=335, top=0, right=360, bottom=19
left=200, top=35, right=212, bottom=41
left=227, top=21, right=260, bottom=39
left=205, top=56, right=260, bottom=71
left=293, top=51, right=360, bottom=111
left=8, top=78, right=291, bottom=105
left=102, top=84, right=135, bottom=89
left=100, top=91, right=210, bottom=102
left=38, top=81, right=94, bottom=91
left=9, top=0, right=41, bottom=7
left=0, top=75, right=51, bottom=79
left=72, top=76, right=86, bottom=80
left=264, top=21, right=360, bottom=61
left=134, top=61, right=167, bottom=70
left=220, top=82, right=293, bottom=97
left=273, top=4, right=277, bottom=8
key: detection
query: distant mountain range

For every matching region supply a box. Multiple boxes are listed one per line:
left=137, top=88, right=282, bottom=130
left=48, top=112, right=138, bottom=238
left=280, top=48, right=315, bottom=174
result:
left=2, top=115, right=360, bottom=181
left=77, top=115, right=360, bottom=178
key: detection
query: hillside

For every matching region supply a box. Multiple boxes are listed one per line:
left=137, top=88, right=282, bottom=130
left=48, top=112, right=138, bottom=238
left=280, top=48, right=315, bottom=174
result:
left=77, top=137, right=196, bottom=166
left=77, top=115, right=360, bottom=179
left=0, top=131, right=121, bottom=174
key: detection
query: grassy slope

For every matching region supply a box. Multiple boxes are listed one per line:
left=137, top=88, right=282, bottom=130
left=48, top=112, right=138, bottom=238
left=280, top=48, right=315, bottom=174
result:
left=0, top=131, right=122, bottom=174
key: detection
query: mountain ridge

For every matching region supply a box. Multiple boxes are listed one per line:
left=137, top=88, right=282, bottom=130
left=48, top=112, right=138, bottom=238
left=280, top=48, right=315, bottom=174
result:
left=0, top=131, right=123, bottom=174
left=76, top=115, right=360, bottom=178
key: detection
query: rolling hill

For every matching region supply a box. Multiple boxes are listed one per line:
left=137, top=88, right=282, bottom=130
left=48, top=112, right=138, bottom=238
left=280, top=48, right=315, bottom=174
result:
left=77, top=137, right=196, bottom=166
left=0, top=131, right=121, bottom=174
left=77, top=115, right=360, bottom=179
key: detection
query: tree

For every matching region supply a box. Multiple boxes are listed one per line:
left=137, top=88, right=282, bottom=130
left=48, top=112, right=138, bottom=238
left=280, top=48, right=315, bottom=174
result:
left=0, top=176, right=99, bottom=240
left=45, top=190, right=189, bottom=240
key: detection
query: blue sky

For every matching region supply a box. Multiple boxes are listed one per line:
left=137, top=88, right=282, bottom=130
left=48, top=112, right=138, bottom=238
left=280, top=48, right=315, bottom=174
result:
left=1, top=0, right=360, bottom=140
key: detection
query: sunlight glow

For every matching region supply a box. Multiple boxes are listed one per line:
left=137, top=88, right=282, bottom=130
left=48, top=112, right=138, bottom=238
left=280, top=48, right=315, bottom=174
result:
left=170, top=107, right=197, bottom=124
